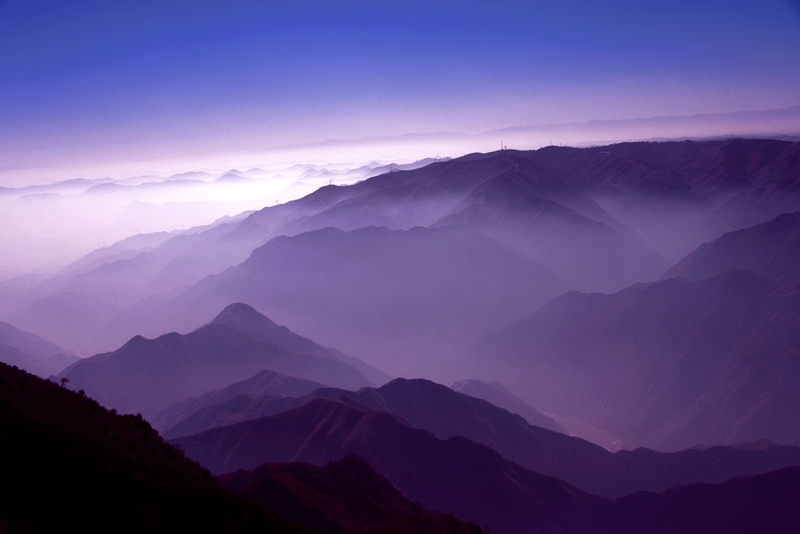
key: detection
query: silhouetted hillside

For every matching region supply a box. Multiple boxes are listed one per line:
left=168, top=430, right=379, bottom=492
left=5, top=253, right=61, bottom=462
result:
left=465, top=270, right=800, bottom=450
left=220, top=455, right=483, bottom=534
left=0, top=362, right=307, bottom=534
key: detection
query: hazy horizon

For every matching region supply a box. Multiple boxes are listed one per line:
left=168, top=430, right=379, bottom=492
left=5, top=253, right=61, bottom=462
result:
left=2, top=0, right=799, bottom=187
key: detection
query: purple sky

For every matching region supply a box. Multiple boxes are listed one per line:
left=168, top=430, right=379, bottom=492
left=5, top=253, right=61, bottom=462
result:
left=1, top=0, right=800, bottom=184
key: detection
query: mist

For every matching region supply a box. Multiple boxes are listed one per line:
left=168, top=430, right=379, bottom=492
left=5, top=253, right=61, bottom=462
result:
left=0, top=157, right=440, bottom=279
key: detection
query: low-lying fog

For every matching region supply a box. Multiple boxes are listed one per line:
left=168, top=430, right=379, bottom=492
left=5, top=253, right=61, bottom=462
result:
left=0, top=158, right=437, bottom=279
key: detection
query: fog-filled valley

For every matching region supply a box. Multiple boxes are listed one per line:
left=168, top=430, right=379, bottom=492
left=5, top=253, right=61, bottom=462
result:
left=5, top=138, right=800, bottom=533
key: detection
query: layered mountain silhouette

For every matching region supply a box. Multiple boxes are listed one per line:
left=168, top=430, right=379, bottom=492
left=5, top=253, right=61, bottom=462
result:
left=0, top=362, right=307, bottom=533
left=172, top=397, right=612, bottom=534
left=152, top=368, right=326, bottom=433
left=0, top=320, right=78, bottom=377
left=450, top=378, right=565, bottom=432
left=163, top=377, right=800, bottom=499
left=12, top=138, right=800, bottom=359
left=172, top=397, right=800, bottom=534
left=465, top=269, right=800, bottom=450
left=4, top=139, right=800, bottom=532
left=115, top=225, right=568, bottom=379
left=220, top=455, right=483, bottom=534
left=664, top=211, right=800, bottom=281
left=430, top=160, right=669, bottom=291
left=59, top=308, right=372, bottom=419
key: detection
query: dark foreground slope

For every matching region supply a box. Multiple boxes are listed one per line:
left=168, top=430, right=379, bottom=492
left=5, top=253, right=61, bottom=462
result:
left=0, top=362, right=306, bottom=534
left=465, top=270, right=800, bottom=450
left=220, top=455, right=483, bottom=534
left=165, top=377, right=800, bottom=499
left=610, top=466, right=800, bottom=534
left=60, top=321, right=371, bottom=419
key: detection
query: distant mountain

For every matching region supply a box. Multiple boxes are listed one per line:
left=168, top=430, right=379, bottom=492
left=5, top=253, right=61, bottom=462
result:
left=220, top=455, right=483, bottom=534
left=11, top=138, right=800, bottom=357
left=210, top=303, right=391, bottom=386
left=664, top=211, right=800, bottom=281
left=430, top=160, right=669, bottom=291
left=529, top=137, right=799, bottom=195
left=59, top=320, right=372, bottom=419
left=464, top=269, right=800, bottom=450
left=709, top=161, right=800, bottom=234
left=172, top=397, right=611, bottom=534
left=0, top=362, right=307, bottom=533
left=152, top=368, right=326, bottom=433
left=450, top=378, right=565, bottom=433
left=118, top=225, right=568, bottom=380
left=0, top=321, right=78, bottom=377
left=163, top=377, right=800, bottom=500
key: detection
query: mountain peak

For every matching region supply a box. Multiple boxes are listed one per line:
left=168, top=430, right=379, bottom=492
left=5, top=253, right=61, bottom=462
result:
left=213, top=303, right=274, bottom=324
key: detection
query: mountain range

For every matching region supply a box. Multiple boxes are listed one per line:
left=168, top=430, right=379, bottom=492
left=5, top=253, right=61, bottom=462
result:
left=59, top=305, right=374, bottom=419
left=464, top=268, right=800, bottom=450
left=173, top=396, right=800, bottom=534
left=10, top=138, right=800, bottom=371
left=0, top=320, right=78, bottom=377
left=664, top=210, right=800, bottom=281
left=4, top=138, right=800, bottom=532
left=164, top=376, right=800, bottom=499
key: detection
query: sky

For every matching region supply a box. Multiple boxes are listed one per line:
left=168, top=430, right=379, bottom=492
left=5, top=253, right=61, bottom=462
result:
left=1, top=0, right=800, bottom=185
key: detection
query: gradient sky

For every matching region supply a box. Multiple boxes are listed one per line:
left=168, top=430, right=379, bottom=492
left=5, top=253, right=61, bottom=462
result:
left=1, top=0, right=800, bottom=184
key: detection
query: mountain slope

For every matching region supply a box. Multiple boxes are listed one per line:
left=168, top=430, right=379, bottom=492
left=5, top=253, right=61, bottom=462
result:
left=464, top=270, right=800, bottom=450
left=118, top=225, right=568, bottom=380
left=450, top=378, right=565, bottom=433
left=0, top=362, right=307, bottom=534
left=220, top=455, right=483, bottom=534
left=0, top=320, right=78, bottom=377
left=664, top=211, right=800, bottom=281
left=163, top=377, right=800, bottom=500
left=172, top=398, right=612, bottom=534
left=432, top=162, right=669, bottom=292
left=152, top=368, right=327, bottom=433
left=172, top=397, right=800, bottom=534
left=11, top=139, right=800, bottom=356
left=210, top=302, right=391, bottom=386
left=60, top=321, right=371, bottom=419
left=610, top=466, right=800, bottom=534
